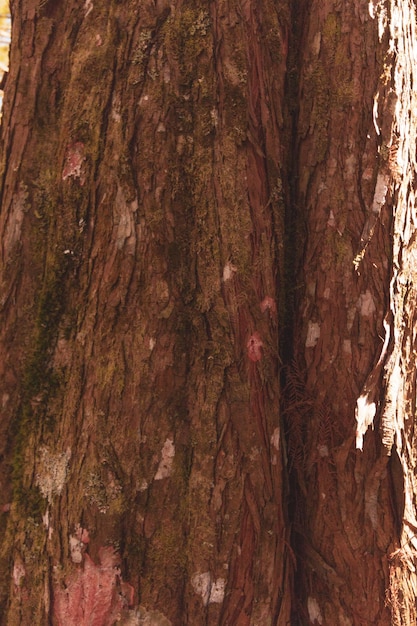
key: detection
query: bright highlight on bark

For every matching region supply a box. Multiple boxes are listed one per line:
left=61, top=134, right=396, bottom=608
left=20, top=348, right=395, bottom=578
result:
left=355, top=394, right=377, bottom=451
left=0, top=0, right=9, bottom=70
left=0, top=0, right=9, bottom=111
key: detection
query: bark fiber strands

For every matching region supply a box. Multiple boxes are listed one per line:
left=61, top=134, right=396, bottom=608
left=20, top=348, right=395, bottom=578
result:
left=290, top=0, right=417, bottom=624
left=2, top=0, right=417, bottom=624
left=0, top=1, right=291, bottom=624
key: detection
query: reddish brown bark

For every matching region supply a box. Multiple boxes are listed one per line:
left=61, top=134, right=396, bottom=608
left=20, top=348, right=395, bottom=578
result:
left=289, top=0, right=417, bottom=623
left=0, top=0, right=291, bottom=624
left=1, top=0, right=417, bottom=625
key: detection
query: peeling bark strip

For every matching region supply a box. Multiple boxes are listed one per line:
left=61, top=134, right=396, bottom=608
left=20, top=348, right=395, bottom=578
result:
left=355, top=315, right=390, bottom=450
left=0, top=0, right=290, bottom=624
left=378, top=2, right=417, bottom=621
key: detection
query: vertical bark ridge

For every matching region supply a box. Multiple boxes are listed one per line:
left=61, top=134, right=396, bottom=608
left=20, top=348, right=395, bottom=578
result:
left=378, top=1, right=417, bottom=622
left=287, top=0, right=404, bottom=623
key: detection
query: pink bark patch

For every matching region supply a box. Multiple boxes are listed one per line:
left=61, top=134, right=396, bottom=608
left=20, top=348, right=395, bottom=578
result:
left=13, top=558, right=25, bottom=588
left=247, top=332, right=263, bottom=362
left=260, top=296, right=277, bottom=314
left=62, top=142, right=86, bottom=185
left=53, top=546, right=133, bottom=626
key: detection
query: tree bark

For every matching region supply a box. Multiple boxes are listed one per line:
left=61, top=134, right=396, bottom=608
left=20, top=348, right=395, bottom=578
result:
left=1, top=0, right=417, bottom=625
left=289, top=0, right=417, bottom=624
left=0, top=1, right=291, bottom=624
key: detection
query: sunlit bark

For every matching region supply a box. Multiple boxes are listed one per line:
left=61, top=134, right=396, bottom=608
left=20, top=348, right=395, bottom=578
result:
left=290, top=0, right=417, bottom=623
left=0, top=1, right=291, bottom=624
left=1, top=0, right=417, bottom=625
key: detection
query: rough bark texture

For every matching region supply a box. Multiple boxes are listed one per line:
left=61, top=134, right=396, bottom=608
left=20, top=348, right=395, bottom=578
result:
left=0, top=1, right=291, bottom=624
left=290, top=0, right=417, bottom=624
left=1, top=0, right=417, bottom=625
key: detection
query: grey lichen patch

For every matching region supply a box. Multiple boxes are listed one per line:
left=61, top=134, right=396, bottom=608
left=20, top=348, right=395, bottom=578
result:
left=84, top=465, right=123, bottom=514
left=154, top=438, right=175, bottom=480
left=188, top=9, right=211, bottom=37
left=132, top=29, right=153, bottom=67
left=128, top=28, right=154, bottom=86
left=120, top=606, right=172, bottom=625
left=35, top=446, right=71, bottom=503
left=191, top=571, right=225, bottom=606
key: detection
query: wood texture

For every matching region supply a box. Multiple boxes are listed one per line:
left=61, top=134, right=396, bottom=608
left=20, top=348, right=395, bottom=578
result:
left=1, top=0, right=417, bottom=624
left=0, top=1, right=290, bottom=624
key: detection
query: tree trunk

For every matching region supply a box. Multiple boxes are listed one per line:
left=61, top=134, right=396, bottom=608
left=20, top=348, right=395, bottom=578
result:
left=289, top=0, right=417, bottom=624
left=1, top=0, right=417, bottom=625
left=0, top=1, right=291, bottom=624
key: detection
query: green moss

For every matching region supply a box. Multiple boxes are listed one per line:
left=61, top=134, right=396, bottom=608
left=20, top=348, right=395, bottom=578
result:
left=124, top=533, right=146, bottom=569
left=263, top=11, right=284, bottom=65
left=146, top=525, right=187, bottom=576
left=224, top=82, right=248, bottom=144
left=69, top=117, right=91, bottom=144
left=19, top=487, right=45, bottom=519
left=165, top=5, right=212, bottom=86
left=11, top=407, right=45, bottom=515
left=24, top=268, right=66, bottom=392
left=321, top=13, right=354, bottom=110
left=97, top=357, right=125, bottom=397
left=322, top=13, right=340, bottom=51
left=334, top=231, right=352, bottom=264
left=299, top=12, right=358, bottom=161
left=0, top=515, right=48, bottom=624
left=11, top=248, right=71, bottom=509
left=167, top=242, right=182, bottom=272
left=75, top=36, right=116, bottom=91
left=32, top=169, right=57, bottom=219
left=172, top=444, right=193, bottom=490
left=332, top=45, right=353, bottom=109
left=311, top=62, right=330, bottom=161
